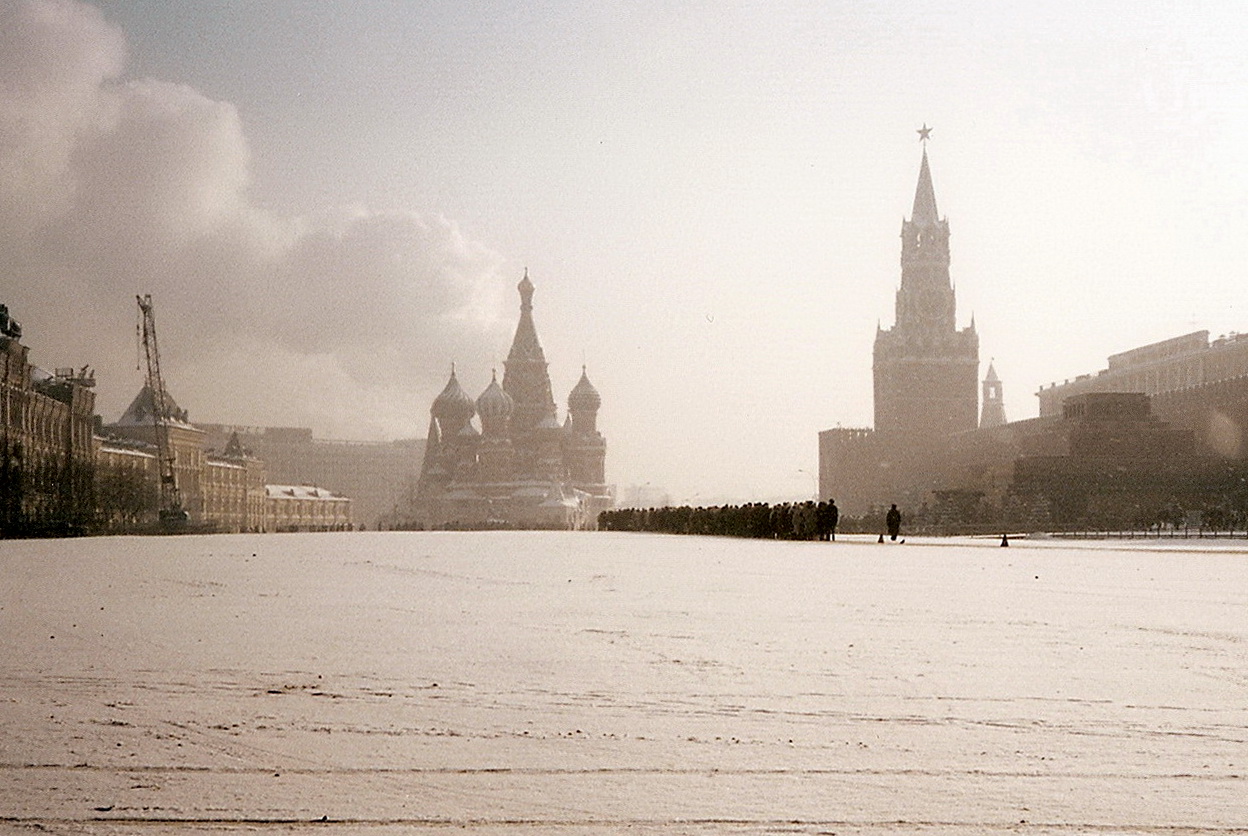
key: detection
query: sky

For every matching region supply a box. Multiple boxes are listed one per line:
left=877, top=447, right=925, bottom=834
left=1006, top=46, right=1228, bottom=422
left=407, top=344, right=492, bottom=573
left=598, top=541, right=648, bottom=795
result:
left=3, top=0, right=1248, bottom=504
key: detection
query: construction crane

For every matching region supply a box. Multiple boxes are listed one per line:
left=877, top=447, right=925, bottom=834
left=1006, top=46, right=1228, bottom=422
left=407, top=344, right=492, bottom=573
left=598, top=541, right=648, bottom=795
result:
left=136, top=294, right=188, bottom=526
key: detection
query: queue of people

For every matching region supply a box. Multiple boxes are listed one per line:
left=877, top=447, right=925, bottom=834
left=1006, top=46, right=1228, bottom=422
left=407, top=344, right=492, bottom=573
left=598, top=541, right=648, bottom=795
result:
left=599, top=500, right=835, bottom=539
left=600, top=499, right=903, bottom=543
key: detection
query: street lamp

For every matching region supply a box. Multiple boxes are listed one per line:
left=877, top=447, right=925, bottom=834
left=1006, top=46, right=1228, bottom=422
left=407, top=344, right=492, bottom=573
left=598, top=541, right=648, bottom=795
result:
left=796, top=469, right=818, bottom=501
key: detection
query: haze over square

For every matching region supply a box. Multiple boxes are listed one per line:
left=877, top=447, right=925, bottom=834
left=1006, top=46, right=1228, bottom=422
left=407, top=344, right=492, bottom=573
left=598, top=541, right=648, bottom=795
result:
left=3, top=0, right=1247, bottom=503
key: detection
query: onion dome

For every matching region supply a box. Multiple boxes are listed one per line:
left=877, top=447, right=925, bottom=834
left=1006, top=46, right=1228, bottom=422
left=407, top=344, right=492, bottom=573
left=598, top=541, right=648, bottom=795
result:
left=568, top=366, right=601, bottom=412
left=476, top=370, right=515, bottom=420
left=518, top=269, right=535, bottom=308
left=431, top=366, right=475, bottom=428
left=476, top=370, right=514, bottom=437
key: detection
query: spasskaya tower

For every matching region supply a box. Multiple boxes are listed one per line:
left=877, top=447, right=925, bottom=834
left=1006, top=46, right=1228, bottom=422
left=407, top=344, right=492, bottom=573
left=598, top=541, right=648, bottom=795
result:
left=872, top=128, right=979, bottom=439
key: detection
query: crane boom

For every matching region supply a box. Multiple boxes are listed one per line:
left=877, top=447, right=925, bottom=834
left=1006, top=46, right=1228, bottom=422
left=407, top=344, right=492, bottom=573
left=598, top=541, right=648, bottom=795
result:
left=136, top=294, right=187, bottom=524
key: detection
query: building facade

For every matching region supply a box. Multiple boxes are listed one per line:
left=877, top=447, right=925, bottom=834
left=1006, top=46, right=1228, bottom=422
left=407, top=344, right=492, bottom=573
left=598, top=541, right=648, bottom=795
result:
left=1037, top=330, right=1248, bottom=458
left=2, top=301, right=366, bottom=536
left=101, top=388, right=269, bottom=532
left=197, top=424, right=422, bottom=530
left=105, top=385, right=207, bottom=519
left=0, top=304, right=97, bottom=536
left=95, top=439, right=158, bottom=532
left=405, top=272, right=613, bottom=529
left=828, top=332, right=1248, bottom=532
left=202, top=433, right=268, bottom=533
left=265, top=484, right=353, bottom=532
left=1005, top=393, right=1238, bottom=530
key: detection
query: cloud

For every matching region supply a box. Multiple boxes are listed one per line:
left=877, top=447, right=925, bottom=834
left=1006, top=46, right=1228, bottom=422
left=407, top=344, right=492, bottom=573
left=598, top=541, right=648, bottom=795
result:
left=68, top=78, right=252, bottom=251
left=0, top=0, right=509, bottom=438
left=0, top=0, right=124, bottom=233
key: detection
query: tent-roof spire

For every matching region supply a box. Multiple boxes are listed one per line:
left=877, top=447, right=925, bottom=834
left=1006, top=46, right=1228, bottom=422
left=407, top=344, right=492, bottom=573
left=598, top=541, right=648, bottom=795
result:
left=911, top=138, right=940, bottom=227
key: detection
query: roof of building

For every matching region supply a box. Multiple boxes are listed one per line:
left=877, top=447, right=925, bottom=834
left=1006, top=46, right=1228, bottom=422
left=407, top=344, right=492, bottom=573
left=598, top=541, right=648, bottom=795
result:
left=97, top=442, right=155, bottom=459
left=222, top=431, right=247, bottom=459
left=506, top=269, right=548, bottom=364
left=431, top=367, right=475, bottom=424
left=476, top=370, right=515, bottom=419
left=114, top=384, right=195, bottom=428
left=501, top=271, right=559, bottom=424
left=568, top=366, right=601, bottom=411
left=265, top=484, right=349, bottom=501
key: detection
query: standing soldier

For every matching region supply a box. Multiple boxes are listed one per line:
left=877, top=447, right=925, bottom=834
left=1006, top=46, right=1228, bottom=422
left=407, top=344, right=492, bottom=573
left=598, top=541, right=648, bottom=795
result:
left=885, top=504, right=901, bottom=542
left=817, top=499, right=839, bottom=541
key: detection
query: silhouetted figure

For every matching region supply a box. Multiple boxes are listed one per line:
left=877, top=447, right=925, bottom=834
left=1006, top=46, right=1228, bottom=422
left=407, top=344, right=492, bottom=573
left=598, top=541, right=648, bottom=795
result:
left=815, top=501, right=830, bottom=541
left=1000, top=533, right=1009, bottom=547
left=885, top=504, right=901, bottom=541
left=793, top=501, right=817, bottom=540
left=769, top=503, right=793, bottom=540
left=824, top=499, right=839, bottom=541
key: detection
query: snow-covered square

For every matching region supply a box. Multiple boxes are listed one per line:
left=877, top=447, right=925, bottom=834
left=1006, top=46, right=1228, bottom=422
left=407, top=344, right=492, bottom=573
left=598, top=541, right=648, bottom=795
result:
left=2, top=531, right=1246, bottom=833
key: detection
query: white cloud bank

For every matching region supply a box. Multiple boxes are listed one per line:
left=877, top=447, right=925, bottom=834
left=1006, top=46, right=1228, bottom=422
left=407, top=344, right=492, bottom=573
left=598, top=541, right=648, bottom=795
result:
left=0, top=0, right=507, bottom=438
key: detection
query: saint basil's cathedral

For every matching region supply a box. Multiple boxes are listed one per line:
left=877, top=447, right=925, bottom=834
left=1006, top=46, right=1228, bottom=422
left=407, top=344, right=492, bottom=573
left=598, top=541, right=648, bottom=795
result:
left=405, top=272, right=613, bottom=529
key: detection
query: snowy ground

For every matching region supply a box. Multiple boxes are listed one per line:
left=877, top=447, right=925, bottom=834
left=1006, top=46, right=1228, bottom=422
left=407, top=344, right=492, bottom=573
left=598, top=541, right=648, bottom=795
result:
left=1, top=531, right=1246, bottom=834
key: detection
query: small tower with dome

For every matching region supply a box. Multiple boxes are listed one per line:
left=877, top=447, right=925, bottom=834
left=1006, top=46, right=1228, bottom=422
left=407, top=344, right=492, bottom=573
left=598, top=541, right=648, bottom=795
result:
left=566, top=367, right=606, bottom=486
left=475, top=370, right=516, bottom=483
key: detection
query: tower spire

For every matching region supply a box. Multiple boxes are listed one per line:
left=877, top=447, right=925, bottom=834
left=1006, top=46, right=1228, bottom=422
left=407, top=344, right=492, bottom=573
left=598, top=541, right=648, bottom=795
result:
left=911, top=147, right=940, bottom=227
left=980, top=360, right=1006, bottom=429
left=502, top=270, right=557, bottom=433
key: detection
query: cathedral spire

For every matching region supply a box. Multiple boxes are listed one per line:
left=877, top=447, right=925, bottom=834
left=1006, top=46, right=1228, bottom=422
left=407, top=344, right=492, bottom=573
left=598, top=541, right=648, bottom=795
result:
left=502, top=270, right=557, bottom=433
left=508, top=269, right=544, bottom=363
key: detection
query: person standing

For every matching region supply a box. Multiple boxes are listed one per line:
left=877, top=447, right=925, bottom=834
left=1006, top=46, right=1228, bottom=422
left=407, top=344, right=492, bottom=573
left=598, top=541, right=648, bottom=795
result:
left=885, top=503, right=901, bottom=541
left=815, top=501, right=830, bottom=541
left=826, top=499, right=839, bottom=541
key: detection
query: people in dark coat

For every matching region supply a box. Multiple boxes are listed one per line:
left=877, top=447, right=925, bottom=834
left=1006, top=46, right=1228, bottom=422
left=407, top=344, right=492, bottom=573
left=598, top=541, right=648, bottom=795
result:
left=817, top=499, right=839, bottom=541
left=885, top=504, right=901, bottom=541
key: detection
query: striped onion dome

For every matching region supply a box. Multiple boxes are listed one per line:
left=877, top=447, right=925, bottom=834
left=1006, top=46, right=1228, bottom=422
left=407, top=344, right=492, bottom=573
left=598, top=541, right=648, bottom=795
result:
left=431, top=366, right=475, bottom=427
left=568, top=366, right=601, bottom=412
left=476, top=370, right=515, bottom=421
